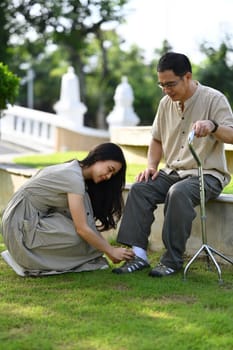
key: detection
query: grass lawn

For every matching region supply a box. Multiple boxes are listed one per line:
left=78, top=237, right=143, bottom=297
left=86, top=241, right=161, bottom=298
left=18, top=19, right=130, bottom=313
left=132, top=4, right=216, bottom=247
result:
left=0, top=232, right=233, bottom=350
left=0, top=152, right=232, bottom=348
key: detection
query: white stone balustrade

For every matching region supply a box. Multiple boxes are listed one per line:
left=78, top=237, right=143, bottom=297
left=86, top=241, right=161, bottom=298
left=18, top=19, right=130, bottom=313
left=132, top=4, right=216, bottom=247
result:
left=0, top=71, right=146, bottom=152
left=1, top=105, right=56, bottom=152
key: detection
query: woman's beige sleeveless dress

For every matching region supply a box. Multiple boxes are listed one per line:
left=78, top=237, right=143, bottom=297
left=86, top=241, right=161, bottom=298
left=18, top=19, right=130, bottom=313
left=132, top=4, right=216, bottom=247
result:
left=1, top=160, right=106, bottom=276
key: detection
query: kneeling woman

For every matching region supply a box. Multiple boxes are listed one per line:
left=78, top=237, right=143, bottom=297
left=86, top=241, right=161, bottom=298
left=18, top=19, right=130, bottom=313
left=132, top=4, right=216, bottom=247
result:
left=1, top=142, right=134, bottom=276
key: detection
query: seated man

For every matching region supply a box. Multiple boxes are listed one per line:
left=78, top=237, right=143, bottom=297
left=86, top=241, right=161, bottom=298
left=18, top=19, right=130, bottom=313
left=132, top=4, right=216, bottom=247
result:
left=112, top=52, right=233, bottom=277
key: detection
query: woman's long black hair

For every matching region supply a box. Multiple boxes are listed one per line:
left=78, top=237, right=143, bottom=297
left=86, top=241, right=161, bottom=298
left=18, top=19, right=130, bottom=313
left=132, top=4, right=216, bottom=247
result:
left=79, top=142, right=126, bottom=231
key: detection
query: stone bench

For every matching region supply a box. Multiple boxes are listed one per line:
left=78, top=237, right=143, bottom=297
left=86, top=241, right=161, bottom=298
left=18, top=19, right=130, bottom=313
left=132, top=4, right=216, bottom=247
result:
left=122, top=185, right=233, bottom=260
left=0, top=165, right=232, bottom=260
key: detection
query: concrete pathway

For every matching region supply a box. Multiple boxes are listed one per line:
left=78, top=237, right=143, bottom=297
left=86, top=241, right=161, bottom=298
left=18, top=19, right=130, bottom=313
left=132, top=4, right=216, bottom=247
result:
left=0, top=140, right=39, bottom=164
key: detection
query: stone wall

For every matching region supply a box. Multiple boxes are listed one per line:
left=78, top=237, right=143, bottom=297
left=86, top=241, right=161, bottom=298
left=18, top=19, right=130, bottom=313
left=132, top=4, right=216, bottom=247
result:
left=1, top=166, right=232, bottom=260
left=55, top=127, right=109, bottom=152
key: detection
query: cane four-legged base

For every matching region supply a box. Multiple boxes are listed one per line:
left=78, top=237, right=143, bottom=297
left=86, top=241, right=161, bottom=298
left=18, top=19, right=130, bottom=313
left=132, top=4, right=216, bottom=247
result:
left=183, top=244, right=233, bottom=284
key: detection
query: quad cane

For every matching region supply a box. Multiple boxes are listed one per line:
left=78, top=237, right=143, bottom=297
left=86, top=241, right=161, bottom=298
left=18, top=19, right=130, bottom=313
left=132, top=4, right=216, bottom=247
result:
left=183, top=130, right=233, bottom=283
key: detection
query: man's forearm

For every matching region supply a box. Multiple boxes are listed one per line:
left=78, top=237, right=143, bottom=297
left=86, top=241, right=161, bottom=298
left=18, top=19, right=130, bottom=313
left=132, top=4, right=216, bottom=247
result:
left=147, top=138, right=163, bottom=169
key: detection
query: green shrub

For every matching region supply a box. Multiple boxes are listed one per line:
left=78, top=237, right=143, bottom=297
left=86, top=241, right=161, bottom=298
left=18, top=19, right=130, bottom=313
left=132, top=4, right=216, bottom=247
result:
left=0, top=62, right=20, bottom=110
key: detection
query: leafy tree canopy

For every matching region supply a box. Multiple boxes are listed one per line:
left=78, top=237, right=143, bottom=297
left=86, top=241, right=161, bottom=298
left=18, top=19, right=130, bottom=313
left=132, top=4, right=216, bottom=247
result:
left=197, top=39, right=233, bottom=107
left=0, top=62, right=20, bottom=110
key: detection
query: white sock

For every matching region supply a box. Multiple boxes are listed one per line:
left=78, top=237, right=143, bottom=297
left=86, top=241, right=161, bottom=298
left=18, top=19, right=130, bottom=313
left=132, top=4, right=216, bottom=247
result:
left=132, top=246, right=148, bottom=263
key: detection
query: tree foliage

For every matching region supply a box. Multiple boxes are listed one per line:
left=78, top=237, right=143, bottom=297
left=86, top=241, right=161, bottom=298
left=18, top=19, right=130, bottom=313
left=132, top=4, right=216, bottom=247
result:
left=0, top=62, right=20, bottom=110
left=1, top=0, right=133, bottom=126
left=5, top=0, right=128, bottom=96
left=197, top=40, right=233, bottom=107
left=1, top=1, right=233, bottom=127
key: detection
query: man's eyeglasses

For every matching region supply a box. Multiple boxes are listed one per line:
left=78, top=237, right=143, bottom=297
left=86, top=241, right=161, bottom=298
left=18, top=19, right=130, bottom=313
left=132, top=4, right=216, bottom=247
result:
left=158, top=77, right=182, bottom=89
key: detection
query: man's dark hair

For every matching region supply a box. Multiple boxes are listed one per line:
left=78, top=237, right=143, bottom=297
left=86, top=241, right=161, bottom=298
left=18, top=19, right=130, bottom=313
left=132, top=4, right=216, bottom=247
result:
left=157, top=52, right=192, bottom=76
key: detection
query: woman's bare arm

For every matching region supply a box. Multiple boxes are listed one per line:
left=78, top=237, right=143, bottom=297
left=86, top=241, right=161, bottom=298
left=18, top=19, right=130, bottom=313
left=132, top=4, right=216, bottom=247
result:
left=68, top=193, right=134, bottom=263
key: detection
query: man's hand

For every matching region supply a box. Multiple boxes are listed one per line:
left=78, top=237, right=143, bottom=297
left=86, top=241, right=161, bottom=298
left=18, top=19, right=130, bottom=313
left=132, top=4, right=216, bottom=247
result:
left=193, top=120, right=216, bottom=137
left=136, top=167, right=159, bottom=182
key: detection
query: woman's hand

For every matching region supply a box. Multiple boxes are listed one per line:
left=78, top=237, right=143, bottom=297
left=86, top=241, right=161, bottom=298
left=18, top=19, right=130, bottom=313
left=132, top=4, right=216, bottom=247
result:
left=107, top=247, right=135, bottom=264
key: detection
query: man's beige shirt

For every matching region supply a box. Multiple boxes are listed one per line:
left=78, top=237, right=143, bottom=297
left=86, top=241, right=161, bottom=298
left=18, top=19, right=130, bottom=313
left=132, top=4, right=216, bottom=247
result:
left=151, top=82, right=233, bottom=187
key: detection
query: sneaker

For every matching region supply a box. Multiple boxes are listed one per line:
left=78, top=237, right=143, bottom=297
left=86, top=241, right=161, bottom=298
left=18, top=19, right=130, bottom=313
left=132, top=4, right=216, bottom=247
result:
left=149, top=262, right=177, bottom=277
left=112, top=256, right=150, bottom=274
